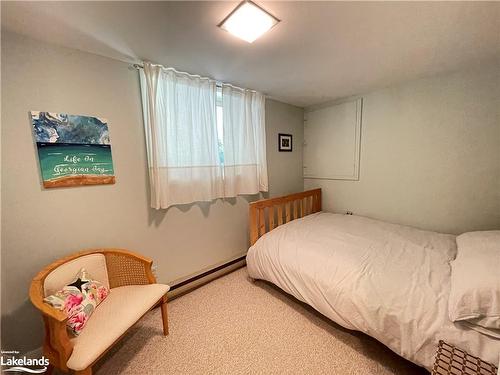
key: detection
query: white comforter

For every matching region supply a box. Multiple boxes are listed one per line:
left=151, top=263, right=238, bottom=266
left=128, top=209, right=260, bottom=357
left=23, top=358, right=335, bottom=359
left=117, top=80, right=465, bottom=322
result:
left=246, top=212, right=500, bottom=370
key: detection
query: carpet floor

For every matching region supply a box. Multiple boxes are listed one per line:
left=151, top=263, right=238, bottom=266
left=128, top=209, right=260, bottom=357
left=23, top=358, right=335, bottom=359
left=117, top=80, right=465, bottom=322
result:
left=91, top=267, right=428, bottom=375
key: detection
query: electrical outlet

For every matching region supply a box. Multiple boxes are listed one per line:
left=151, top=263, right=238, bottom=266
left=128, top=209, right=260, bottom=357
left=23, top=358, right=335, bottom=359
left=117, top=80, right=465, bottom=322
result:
left=338, top=209, right=353, bottom=215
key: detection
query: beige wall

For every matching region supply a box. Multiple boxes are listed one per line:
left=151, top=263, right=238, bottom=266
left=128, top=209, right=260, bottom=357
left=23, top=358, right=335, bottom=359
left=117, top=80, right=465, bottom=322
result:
left=305, top=62, right=500, bottom=234
left=0, top=32, right=304, bottom=352
left=265, top=100, right=304, bottom=197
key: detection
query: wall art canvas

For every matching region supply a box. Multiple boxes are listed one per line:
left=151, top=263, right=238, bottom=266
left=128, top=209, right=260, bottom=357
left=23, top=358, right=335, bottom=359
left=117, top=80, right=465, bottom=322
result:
left=30, top=111, right=115, bottom=188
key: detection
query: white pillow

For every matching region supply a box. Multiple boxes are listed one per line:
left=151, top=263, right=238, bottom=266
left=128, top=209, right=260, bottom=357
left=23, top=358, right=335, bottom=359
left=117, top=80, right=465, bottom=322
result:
left=448, top=230, right=500, bottom=332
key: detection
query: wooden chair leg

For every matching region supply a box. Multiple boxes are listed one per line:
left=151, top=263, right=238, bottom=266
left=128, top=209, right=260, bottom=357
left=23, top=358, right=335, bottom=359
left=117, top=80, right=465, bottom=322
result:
left=74, top=367, right=92, bottom=375
left=160, top=295, right=169, bottom=336
left=45, top=364, right=54, bottom=375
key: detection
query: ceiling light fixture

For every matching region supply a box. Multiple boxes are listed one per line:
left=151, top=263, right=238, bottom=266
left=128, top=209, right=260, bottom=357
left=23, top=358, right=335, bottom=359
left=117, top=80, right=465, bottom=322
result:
left=219, top=1, right=280, bottom=43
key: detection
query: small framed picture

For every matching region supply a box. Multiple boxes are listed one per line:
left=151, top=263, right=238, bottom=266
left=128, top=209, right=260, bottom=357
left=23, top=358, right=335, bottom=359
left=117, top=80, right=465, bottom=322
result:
left=278, top=133, right=292, bottom=152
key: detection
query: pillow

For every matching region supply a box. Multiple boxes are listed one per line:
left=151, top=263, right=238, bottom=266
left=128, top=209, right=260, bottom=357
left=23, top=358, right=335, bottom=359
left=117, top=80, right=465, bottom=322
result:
left=44, top=268, right=109, bottom=335
left=448, top=231, right=500, bottom=332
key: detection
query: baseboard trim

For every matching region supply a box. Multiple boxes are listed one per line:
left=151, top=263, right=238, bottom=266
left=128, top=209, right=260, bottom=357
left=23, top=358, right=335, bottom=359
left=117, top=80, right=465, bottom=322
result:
left=167, top=255, right=247, bottom=299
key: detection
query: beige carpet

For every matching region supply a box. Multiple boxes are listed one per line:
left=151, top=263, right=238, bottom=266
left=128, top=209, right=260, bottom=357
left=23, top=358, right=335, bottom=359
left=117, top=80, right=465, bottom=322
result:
left=91, top=267, right=428, bottom=375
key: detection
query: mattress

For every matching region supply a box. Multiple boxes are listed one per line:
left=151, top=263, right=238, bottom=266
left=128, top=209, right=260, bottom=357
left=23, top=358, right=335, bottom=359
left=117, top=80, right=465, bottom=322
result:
left=246, top=212, right=500, bottom=370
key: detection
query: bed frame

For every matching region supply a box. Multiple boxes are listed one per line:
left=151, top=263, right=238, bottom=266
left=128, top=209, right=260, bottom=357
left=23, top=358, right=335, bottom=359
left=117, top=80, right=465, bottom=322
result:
left=249, top=188, right=322, bottom=246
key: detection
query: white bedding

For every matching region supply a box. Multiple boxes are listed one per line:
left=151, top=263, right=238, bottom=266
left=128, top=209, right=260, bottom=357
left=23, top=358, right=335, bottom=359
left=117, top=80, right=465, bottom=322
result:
left=246, top=212, right=500, bottom=370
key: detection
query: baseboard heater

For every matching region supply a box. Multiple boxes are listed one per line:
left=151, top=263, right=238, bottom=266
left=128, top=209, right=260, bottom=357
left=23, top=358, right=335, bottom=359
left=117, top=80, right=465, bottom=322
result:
left=167, top=254, right=247, bottom=299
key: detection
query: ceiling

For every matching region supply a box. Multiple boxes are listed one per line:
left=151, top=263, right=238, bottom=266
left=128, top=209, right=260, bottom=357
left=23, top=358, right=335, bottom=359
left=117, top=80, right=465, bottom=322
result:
left=2, top=1, right=500, bottom=107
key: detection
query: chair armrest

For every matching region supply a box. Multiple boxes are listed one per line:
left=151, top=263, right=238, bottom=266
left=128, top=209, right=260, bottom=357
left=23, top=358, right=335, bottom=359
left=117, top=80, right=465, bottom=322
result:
left=30, top=277, right=73, bottom=371
left=103, top=249, right=157, bottom=288
left=29, top=279, right=68, bottom=323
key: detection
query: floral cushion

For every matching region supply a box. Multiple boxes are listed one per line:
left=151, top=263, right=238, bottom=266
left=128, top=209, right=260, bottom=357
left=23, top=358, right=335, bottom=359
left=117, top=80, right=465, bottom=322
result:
left=44, top=268, right=109, bottom=335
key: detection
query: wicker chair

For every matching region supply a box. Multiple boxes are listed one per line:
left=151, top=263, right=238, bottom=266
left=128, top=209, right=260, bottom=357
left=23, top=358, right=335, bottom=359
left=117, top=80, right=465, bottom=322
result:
left=29, top=249, right=169, bottom=375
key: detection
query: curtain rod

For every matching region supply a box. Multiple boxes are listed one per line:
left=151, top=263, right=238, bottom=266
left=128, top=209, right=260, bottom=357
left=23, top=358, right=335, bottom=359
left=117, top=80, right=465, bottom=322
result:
left=132, top=63, right=261, bottom=94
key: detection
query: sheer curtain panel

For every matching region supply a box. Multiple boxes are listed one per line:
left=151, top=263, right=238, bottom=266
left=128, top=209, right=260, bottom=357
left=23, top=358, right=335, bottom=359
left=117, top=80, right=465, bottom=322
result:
left=140, top=62, right=223, bottom=208
left=222, top=86, right=268, bottom=196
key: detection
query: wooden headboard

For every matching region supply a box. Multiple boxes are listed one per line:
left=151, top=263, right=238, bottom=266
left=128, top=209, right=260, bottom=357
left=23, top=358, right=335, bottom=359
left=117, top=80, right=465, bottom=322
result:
left=249, top=189, right=322, bottom=246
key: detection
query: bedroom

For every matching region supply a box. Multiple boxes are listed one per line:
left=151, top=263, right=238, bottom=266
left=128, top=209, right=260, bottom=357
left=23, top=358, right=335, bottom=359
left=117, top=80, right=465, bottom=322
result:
left=1, top=1, right=499, bottom=374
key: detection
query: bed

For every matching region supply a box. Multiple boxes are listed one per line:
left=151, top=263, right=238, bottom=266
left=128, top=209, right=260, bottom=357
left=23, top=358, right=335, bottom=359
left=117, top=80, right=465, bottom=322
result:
left=246, top=189, right=500, bottom=371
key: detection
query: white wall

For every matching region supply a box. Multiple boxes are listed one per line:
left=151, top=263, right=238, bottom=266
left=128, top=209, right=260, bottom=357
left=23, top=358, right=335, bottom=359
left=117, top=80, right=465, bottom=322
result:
left=306, top=62, right=500, bottom=234
left=0, top=32, right=304, bottom=352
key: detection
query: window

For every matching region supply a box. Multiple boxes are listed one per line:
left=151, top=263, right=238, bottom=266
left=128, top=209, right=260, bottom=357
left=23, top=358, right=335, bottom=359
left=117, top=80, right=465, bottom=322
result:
left=216, top=86, right=224, bottom=165
left=140, top=62, right=268, bottom=209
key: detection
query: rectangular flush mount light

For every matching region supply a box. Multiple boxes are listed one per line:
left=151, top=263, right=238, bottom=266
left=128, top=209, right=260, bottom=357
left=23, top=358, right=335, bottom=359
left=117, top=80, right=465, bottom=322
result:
left=219, top=1, right=280, bottom=43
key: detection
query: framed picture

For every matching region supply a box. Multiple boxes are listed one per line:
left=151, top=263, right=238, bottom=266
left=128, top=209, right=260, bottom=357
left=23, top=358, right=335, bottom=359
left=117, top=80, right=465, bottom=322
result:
left=278, top=133, right=292, bottom=152
left=30, top=111, right=115, bottom=188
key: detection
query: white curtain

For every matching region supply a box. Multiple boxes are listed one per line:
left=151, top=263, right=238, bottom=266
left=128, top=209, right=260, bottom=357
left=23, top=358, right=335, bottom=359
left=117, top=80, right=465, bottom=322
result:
left=140, top=62, right=224, bottom=208
left=140, top=62, right=268, bottom=209
left=222, top=85, right=268, bottom=196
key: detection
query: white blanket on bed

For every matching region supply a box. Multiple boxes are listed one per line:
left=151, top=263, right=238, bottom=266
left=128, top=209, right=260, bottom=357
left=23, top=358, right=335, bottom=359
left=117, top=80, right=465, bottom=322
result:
left=246, top=212, right=500, bottom=370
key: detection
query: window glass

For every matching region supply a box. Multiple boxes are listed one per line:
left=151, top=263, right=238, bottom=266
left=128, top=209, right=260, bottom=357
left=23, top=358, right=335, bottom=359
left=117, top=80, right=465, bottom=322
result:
left=216, top=86, right=224, bottom=164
